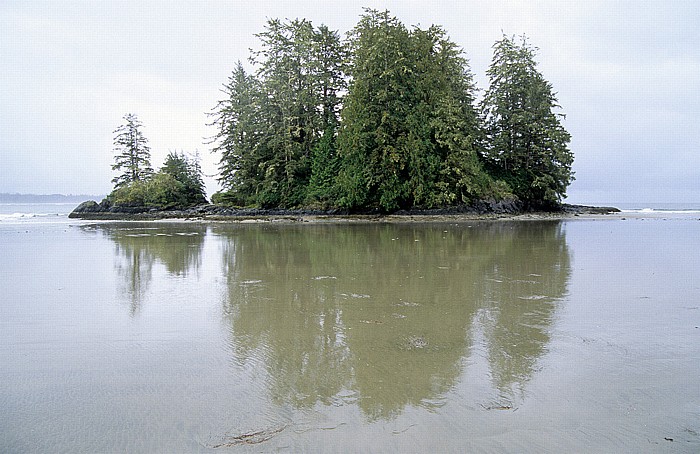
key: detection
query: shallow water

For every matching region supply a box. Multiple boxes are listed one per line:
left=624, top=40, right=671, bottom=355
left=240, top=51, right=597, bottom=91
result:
left=1, top=217, right=699, bottom=452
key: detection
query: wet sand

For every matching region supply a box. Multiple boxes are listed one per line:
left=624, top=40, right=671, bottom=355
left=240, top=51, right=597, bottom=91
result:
left=3, top=214, right=699, bottom=451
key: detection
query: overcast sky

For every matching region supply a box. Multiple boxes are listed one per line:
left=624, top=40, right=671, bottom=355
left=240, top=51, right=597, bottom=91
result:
left=1, top=1, right=698, bottom=204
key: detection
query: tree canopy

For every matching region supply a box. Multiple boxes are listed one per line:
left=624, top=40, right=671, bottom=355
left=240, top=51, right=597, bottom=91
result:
left=147, top=151, right=208, bottom=208
left=108, top=115, right=207, bottom=208
left=209, top=19, right=347, bottom=208
left=207, top=11, right=574, bottom=211
left=103, top=13, right=574, bottom=212
left=337, top=10, right=504, bottom=211
left=111, top=113, right=153, bottom=188
left=480, top=34, right=574, bottom=206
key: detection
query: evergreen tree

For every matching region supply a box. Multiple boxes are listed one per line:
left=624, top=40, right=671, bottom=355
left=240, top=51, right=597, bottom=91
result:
left=480, top=35, right=574, bottom=206
left=209, top=62, right=265, bottom=206
left=212, top=20, right=347, bottom=208
left=336, top=9, right=416, bottom=210
left=311, top=25, right=347, bottom=132
left=110, top=151, right=207, bottom=208
left=305, top=25, right=347, bottom=206
left=159, top=151, right=207, bottom=205
left=111, top=113, right=153, bottom=188
left=251, top=19, right=313, bottom=206
left=187, top=150, right=207, bottom=203
left=409, top=26, right=496, bottom=206
left=252, top=18, right=347, bottom=207
left=306, top=127, right=340, bottom=206
left=336, top=10, right=494, bottom=210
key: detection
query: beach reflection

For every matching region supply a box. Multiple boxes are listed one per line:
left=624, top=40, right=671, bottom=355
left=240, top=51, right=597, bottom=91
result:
left=92, top=221, right=569, bottom=416
left=215, top=221, right=570, bottom=419
left=88, top=223, right=207, bottom=314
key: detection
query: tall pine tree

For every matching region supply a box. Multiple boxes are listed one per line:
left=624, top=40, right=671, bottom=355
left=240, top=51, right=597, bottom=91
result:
left=480, top=35, right=574, bottom=206
left=212, top=20, right=347, bottom=207
left=336, top=10, right=494, bottom=210
left=210, top=62, right=266, bottom=206
left=305, top=25, right=347, bottom=206
left=336, top=9, right=420, bottom=210
left=111, top=113, right=153, bottom=188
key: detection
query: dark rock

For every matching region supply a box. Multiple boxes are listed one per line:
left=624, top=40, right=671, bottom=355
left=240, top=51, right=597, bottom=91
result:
left=68, top=200, right=108, bottom=218
left=561, top=204, right=621, bottom=214
left=70, top=200, right=100, bottom=213
left=108, top=204, right=149, bottom=214
left=68, top=199, right=620, bottom=221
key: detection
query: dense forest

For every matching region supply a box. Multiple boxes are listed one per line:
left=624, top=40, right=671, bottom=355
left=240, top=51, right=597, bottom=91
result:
left=107, top=9, right=573, bottom=212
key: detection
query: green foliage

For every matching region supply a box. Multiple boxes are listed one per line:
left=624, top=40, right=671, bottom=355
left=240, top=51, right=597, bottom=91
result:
left=336, top=9, right=412, bottom=211
left=160, top=151, right=207, bottom=205
left=210, top=62, right=265, bottom=199
left=210, top=13, right=573, bottom=211
left=144, top=173, right=187, bottom=208
left=210, top=19, right=347, bottom=208
left=111, top=113, right=153, bottom=189
left=480, top=34, right=574, bottom=205
left=108, top=180, right=148, bottom=206
left=108, top=151, right=207, bottom=209
left=305, top=127, right=340, bottom=207
left=337, top=10, right=497, bottom=211
left=211, top=190, right=251, bottom=207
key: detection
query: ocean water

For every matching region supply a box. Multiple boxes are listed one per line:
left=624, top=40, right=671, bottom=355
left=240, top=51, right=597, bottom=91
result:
left=0, top=203, right=77, bottom=224
left=614, top=202, right=700, bottom=214
left=1, top=206, right=699, bottom=452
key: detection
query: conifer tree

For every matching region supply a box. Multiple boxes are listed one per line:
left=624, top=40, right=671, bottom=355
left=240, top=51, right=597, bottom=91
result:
left=251, top=18, right=314, bottom=206
left=160, top=151, right=207, bottom=205
left=111, top=113, right=153, bottom=188
left=252, top=19, right=347, bottom=206
left=336, top=9, right=416, bottom=210
left=210, top=62, right=265, bottom=205
left=480, top=35, right=574, bottom=206
left=409, top=25, right=494, bottom=206
left=305, top=25, right=347, bottom=206
left=212, top=20, right=346, bottom=207
left=336, top=9, right=493, bottom=210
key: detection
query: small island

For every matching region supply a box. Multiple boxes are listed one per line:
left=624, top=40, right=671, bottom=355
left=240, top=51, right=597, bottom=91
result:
left=71, top=10, right=618, bottom=222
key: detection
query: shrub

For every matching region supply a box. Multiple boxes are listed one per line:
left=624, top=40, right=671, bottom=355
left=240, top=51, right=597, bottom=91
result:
left=144, top=173, right=187, bottom=209
left=107, top=180, right=148, bottom=206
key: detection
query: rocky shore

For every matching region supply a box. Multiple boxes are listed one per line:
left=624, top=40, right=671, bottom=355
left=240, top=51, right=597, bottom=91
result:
left=69, top=199, right=620, bottom=222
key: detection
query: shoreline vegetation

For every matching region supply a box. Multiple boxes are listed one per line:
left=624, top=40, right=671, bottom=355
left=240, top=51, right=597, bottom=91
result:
left=69, top=199, right=620, bottom=222
left=96, top=10, right=579, bottom=220
left=205, top=12, right=574, bottom=212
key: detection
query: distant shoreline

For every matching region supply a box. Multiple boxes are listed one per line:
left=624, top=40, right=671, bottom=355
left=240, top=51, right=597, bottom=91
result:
left=0, top=193, right=105, bottom=204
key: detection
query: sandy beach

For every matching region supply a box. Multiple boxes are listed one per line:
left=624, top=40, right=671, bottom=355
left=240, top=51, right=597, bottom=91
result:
left=2, top=213, right=699, bottom=452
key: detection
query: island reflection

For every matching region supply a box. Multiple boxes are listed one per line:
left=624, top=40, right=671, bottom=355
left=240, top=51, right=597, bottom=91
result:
left=93, top=221, right=569, bottom=417
left=87, top=223, right=207, bottom=314
left=215, top=221, right=570, bottom=420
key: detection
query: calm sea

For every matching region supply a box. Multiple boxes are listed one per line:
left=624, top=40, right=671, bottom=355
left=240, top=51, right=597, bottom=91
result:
left=0, top=202, right=77, bottom=223
left=1, top=204, right=699, bottom=452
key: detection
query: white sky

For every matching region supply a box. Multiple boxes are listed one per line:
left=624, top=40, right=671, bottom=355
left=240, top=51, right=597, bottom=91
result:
left=1, top=0, right=699, bottom=204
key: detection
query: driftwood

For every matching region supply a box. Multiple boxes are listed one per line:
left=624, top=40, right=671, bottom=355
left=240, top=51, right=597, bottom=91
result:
left=206, top=425, right=287, bottom=448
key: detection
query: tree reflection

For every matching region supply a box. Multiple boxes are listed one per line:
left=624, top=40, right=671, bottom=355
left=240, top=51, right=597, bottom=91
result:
left=477, top=222, right=570, bottom=403
left=216, top=221, right=570, bottom=420
left=89, top=223, right=206, bottom=314
left=218, top=226, right=352, bottom=408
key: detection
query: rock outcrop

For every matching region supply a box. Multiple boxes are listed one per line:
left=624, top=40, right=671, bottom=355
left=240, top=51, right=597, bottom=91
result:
left=69, top=199, right=619, bottom=221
